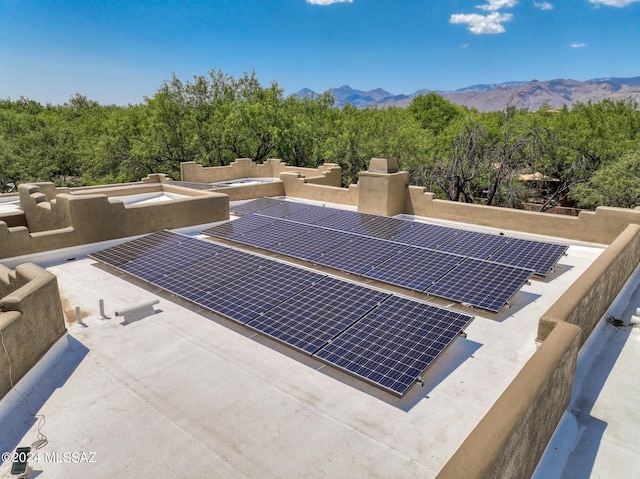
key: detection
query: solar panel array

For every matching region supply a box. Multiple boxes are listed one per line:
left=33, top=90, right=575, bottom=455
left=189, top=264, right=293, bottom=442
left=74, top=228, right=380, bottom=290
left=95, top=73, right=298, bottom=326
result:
left=204, top=198, right=568, bottom=312
left=89, top=230, right=473, bottom=397
left=229, top=198, right=567, bottom=275
left=203, top=216, right=529, bottom=312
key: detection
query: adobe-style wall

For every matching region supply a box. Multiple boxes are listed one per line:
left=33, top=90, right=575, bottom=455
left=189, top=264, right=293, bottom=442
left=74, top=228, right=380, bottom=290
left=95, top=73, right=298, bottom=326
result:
left=538, top=223, right=640, bottom=345
left=1, top=182, right=229, bottom=259
left=181, top=158, right=343, bottom=186
left=406, top=186, right=640, bottom=245
left=0, top=263, right=66, bottom=399
left=281, top=172, right=359, bottom=206
left=218, top=181, right=285, bottom=201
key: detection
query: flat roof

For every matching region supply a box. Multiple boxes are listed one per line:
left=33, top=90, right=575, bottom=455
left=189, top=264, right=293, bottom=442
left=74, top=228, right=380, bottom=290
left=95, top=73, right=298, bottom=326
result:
left=0, top=201, right=605, bottom=478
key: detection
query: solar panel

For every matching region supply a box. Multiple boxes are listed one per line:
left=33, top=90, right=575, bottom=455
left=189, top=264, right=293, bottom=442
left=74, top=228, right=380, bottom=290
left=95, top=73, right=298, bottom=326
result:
left=363, top=248, right=464, bottom=291
left=314, top=296, right=473, bottom=397
left=350, top=215, right=415, bottom=240
left=154, top=249, right=272, bottom=302
left=314, top=210, right=378, bottom=232
left=230, top=197, right=284, bottom=215
left=313, top=236, right=408, bottom=275
left=225, top=219, right=313, bottom=250
left=195, top=261, right=325, bottom=324
left=434, top=230, right=510, bottom=260
left=122, top=235, right=225, bottom=282
left=488, top=238, right=568, bottom=276
left=246, top=277, right=390, bottom=354
left=252, top=201, right=311, bottom=219
left=200, top=215, right=275, bottom=241
left=269, top=228, right=357, bottom=261
left=389, top=222, right=459, bottom=249
left=89, top=230, right=185, bottom=268
left=89, top=231, right=226, bottom=282
left=425, top=258, right=534, bottom=312
left=276, top=204, right=342, bottom=225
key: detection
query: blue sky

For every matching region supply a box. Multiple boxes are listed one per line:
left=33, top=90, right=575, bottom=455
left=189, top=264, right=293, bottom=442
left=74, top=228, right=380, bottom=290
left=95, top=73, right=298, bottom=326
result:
left=1, top=0, right=639, bottom=105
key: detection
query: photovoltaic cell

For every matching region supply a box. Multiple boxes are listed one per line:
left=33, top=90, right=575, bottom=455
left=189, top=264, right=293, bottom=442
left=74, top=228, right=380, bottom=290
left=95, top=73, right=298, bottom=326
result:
left=488, top=238, right=568, bottom=276
left=230, top=197, right=284, bottom=215
left=350, top=215, right=415, bottom=240
left=194, top=261, right=325, bottom=324
left=253, top=201, right=311, bottom=219
left=314, top=296, right=473, bottom=397
left=122, top=235, right=225, bottom=282
left=89, top=230, right=185, bottom=268
left=226, top=219, right=313, bottom=250
left=434, top=230, right=510, bottom=260
left=363, top=248, right=464, bottom=291
left=200, top=215, right=275, bottom=241
left=425, top=258, right=534, bottom=312
left=246, top=277, right=390, bottom=354
left=389, top=222, right=459, bottom=249
left=314, top=210, right=377, bottom=233
left=277, top=204, right=342, bottom=225
left=313, top=236, right=408, bottom=275
left=89, top=230, right=226, bottom=282
left=269, top=228, right=357, bottom=261
left=154, top=249, right=271, bottom=302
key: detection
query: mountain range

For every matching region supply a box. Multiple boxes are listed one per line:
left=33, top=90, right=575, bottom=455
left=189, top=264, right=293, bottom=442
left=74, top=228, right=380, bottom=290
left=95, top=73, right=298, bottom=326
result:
left=297, top=76, right=640, bottom=112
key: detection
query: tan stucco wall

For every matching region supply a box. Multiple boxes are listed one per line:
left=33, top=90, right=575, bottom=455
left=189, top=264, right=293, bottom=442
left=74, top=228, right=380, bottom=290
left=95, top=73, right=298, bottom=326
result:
left=218, top=181, right=285, bottom=201
left=1, top=182, right=229, bottom=259
left=538, top=223, right=640, bottom=345
left=281, top=172, right=359, bottom=206
left=0, top=210, right=27, bottom=228
left=181, top=158, right=343, bottom=186
left=406, top=186, right=640, bottom=244
left=0, top=263, right=66, bottom=399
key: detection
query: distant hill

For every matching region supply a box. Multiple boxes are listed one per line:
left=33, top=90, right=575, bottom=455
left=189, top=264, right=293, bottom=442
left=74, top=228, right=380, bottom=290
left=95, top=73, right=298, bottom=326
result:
left=297, top=77, right=640, bottom=112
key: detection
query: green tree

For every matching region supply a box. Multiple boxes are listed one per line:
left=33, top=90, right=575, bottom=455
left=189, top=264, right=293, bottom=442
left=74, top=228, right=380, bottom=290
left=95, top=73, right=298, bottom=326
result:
left=571, top=151, right=640, bottom=209
left=408, top=93, right=465, bottom=135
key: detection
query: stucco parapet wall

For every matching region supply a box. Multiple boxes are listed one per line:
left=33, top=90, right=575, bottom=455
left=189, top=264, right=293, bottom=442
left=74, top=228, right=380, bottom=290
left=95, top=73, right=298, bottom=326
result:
left=218, top=181, right=285, bottom=201
left=538, top=223, right=640, bottom=345
left=0, top=262, right=66, bottom=400
left=406, top=186, right=640, bottom=244
left=60, top=190, right=228, bottom=238
left=19, top=183, right=72, bottom=233
left=280, top=172, right=358, bottom=206
left=437, top=320, right=582, bottom=479
left=1, top=185, right=228, bottom=259
left=180, top=158, right=343, bottom=186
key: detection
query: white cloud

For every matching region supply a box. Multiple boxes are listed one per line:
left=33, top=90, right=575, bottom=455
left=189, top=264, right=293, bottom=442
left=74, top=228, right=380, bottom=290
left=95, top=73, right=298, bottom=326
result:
left=571, top=43, right=587, bottom=48
left=306, top=0, right=353, bottom=5
left=450, top=12, right=514, bottom=34
left=589, top=0, right=640, bottom=6
left=534, top=1, right=554, bottom=10
left=476, top=0, right=518, bottom=11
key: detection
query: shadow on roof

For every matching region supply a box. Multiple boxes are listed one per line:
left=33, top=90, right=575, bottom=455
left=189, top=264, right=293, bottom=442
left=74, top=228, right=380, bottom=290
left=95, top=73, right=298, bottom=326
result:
left=0, top=335, right=89, bottom=466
